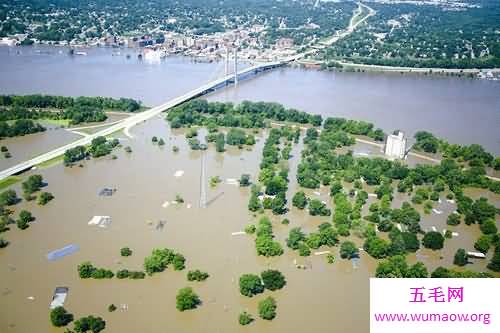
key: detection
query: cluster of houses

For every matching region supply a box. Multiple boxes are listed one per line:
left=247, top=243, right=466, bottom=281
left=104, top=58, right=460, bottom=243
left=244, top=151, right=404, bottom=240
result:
left=1, top=25, right=300, bottom=63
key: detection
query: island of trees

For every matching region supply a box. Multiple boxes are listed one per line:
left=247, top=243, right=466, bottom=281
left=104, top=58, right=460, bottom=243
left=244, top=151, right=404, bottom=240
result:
left=0, top=94, right=142, bottom=138
left=166, top=99, right=499, bottom=278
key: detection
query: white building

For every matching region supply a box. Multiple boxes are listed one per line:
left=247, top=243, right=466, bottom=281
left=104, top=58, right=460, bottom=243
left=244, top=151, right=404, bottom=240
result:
left=385, top=131, right=406, bottom=160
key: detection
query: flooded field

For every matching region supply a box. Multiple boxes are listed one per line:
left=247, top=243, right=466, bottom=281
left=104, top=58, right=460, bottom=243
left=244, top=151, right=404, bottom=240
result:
left=1, top=114, right=498, bottom=333
left=0, top=113, right=130, bottom=170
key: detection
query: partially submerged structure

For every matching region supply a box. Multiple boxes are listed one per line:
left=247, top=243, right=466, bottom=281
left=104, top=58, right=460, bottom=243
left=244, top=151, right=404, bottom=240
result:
left=50, top=287, right=69, bottom=309
left=88, top=216, right=111, bottom=228
left=467, top=251, right=486, bottom=259
left=98, top=188, right=117, bottom=196
left=47, top=244, right=79, bottom=261
left=384, top=131, right=406, bottom=160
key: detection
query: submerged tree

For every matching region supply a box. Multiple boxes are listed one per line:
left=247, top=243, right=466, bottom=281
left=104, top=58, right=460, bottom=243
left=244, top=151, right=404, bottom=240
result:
left=50, top=306, right=73, bottom=327
left=176, top=287, right=201, bottom=311
left=258, top=296, right=277, bottom=320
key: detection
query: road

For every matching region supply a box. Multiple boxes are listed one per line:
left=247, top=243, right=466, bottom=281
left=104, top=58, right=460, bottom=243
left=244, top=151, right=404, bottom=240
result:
left=0, top=61, right=284, bottom=180
left=320, top=2, right=375, bottom=46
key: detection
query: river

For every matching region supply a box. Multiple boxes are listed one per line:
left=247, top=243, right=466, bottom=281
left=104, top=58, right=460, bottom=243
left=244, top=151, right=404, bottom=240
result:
left=1, top=45, right=499, bottom=155
left=0, top=46, right=498, bottom=333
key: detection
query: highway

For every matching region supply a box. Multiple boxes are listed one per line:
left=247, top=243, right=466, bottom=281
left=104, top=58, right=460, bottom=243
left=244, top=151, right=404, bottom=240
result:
left=0, top=60, right=284, bottom=180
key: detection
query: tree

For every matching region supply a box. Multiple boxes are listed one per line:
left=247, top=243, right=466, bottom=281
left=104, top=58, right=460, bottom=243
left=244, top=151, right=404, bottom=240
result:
left=78, top=262, right=96, bottom=278
left=226, top=128, right=247, bottom=145
left=340, top=241, right=358, bottom=259
left=0, top=189, right=18, bottom=206
left=480, top=219, right=498, bottom=235
left=447, top=213, right=460, bottom=226
left=176, top=287, right=201, bottom=311
left=376, top=255, right=428, bottom=278
left=17, top=210, right=34, bottom=229
left=401, top=232, right=420, bottom=252
left=248, top=192, right=261, bottom=211
left=364, top=237, right=390, bottom=259
left=245, top=224, right=256, bottom=234
left=116, top=269, right=130, bottom=279
left=64, top=146, right=87, bottom=165
left=308, top=199, right=331, bottom=216
left=265, top=175, right=287, bottom=195
left=255, top=217, right=283, bottom=257
left=239, top=274, right=264, bottom=297
left=414, top=131, right=439, bottom=153
left=261, top=270, right=286, bottom=291
left=487, top=248, right=500, bottom=272
left=120, top=247, right=132, bottom=256
left=187, top=269, right=209, bottom=282
left=73, top=315, right=106, bottom=333
left=422, top=231, right=444, bottom=250
left=471, top=198, right=496, bottom=224
left=292, top=191, right=308, bottom=209
left=239, top=311, right=253, bottom=325
left=453, top=248, right=468, bottom=266
left=286, top=227, right=305, bottom=250
left=474, top=235, right=491, bottom=254
left=239, top=174, right=251, bottom=187
left=172, top=253, right=186, bottom=270
left=22, top=174, right=43, bottom=195
left=143, top=248, right=180, bottom=275
left=298, top=242, right=311, bottom=256
left=258, top=296, right=277, bottom=320
left=158, top=138, right=165, bottom=146
left=0, top=238, right=9, bottom=248
left=271, top=192, right=287, bottom=215
left=38, top=192, right=54, bottom=205
left=215, top=133, right=225, bottom=152
left=406, top=262, right=429, bottom=278
left=330, top=182, right=343, bottom=197
left=50, top=306, right=73, bottom=327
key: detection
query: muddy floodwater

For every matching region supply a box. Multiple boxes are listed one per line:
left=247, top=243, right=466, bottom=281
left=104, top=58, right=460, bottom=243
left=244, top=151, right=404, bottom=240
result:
left=0, top=115, right=499, bottom=333
left=0, top=46, right=499, bottom=332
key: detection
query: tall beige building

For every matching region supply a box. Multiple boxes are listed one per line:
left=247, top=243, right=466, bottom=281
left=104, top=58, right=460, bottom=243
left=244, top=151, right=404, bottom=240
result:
left=384, top=131, right=406, bottom=160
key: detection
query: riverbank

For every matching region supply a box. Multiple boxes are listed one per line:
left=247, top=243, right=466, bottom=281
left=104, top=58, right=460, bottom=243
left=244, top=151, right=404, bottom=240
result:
left=333, top=61, right=500, bottom=76
left=295, top=59, right=500, bottom=78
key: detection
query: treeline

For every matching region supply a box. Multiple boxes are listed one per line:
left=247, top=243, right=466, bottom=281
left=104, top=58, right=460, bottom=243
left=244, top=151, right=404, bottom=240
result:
left=63, top=136, right=119, bottom=165
left=340, top=56, right=500, bottom=70
left=413, top=131, right=498, bottom=170
left=0, top=119, right=45, bottom=138
left=0, top=95, right=141, bottom=112
left=324, top=117, right=385, bottom=142
left=248, top=126, right=300, bottom=215
left=293, top=118, right=499, bottom=274
left=167, top=100, right=322, bottom=129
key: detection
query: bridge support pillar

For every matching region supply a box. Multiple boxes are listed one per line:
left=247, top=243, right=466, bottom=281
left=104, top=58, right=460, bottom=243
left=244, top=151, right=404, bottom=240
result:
left=233, top=48, right=238, bottom=85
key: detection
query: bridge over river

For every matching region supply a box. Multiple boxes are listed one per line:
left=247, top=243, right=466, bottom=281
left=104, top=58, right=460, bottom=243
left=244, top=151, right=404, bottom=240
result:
left=0, top=2, right=377, bottom=181
left=0, top=60, right=287, bottom=180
